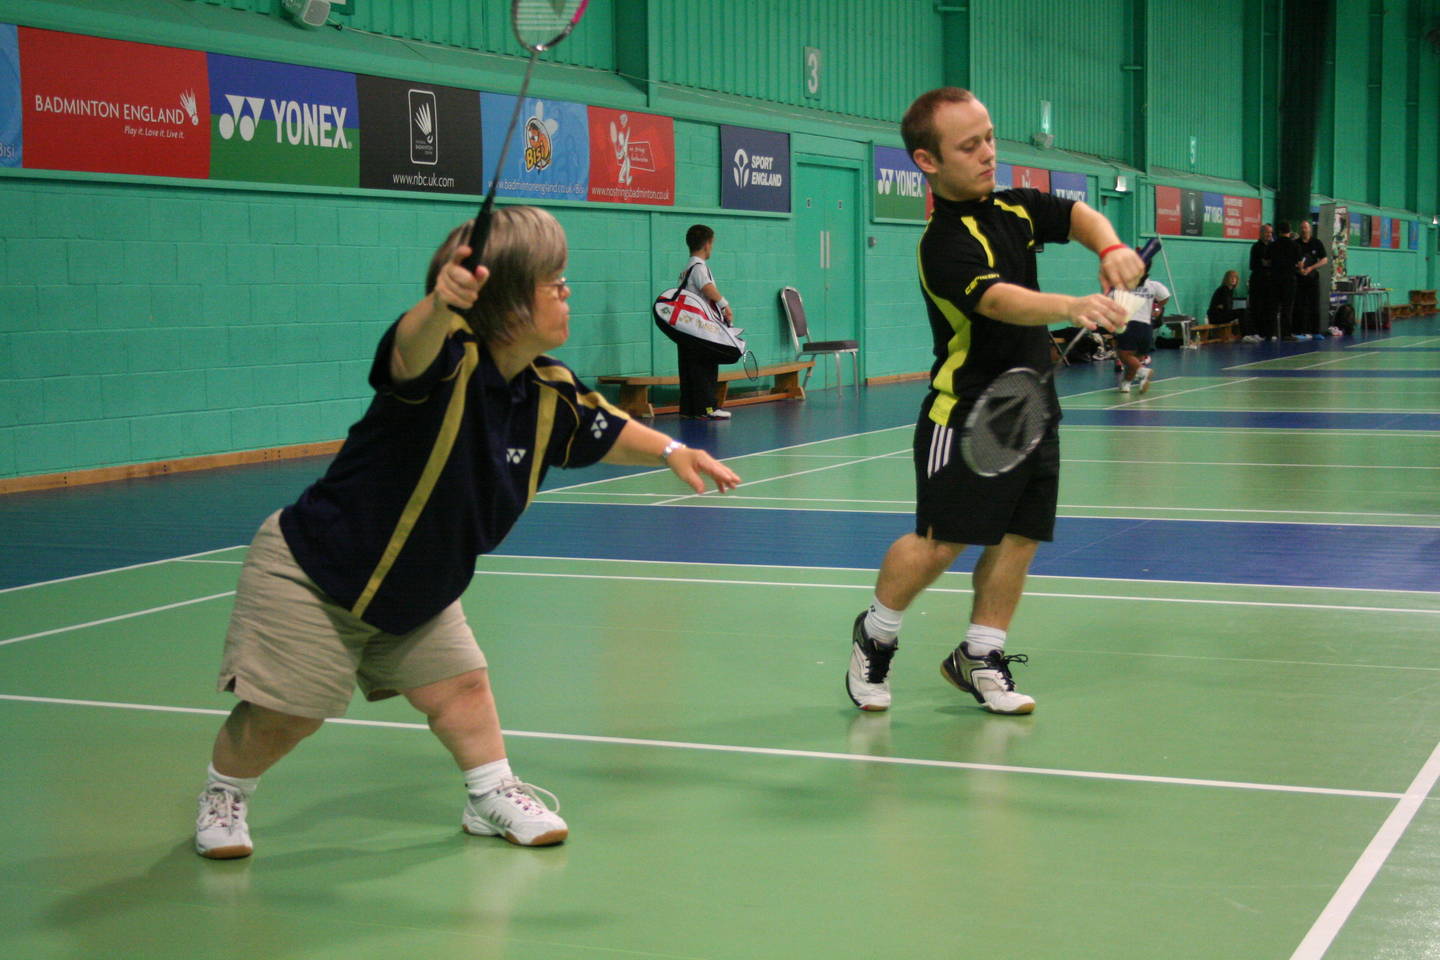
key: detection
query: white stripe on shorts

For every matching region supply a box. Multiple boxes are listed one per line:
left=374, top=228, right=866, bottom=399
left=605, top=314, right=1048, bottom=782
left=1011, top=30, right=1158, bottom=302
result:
left=927, top=424, right=953, bottom=478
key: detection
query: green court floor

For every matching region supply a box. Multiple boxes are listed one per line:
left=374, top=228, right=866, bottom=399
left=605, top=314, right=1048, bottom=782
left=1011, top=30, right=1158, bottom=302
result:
left=4, top=400, right=1440, bottom=958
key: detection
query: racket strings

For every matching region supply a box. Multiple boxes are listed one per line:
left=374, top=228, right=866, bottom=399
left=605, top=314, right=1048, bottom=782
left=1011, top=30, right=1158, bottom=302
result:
left=961, top=371, right=1052, bottom=476
left=513, top=0, right=585, bottom=50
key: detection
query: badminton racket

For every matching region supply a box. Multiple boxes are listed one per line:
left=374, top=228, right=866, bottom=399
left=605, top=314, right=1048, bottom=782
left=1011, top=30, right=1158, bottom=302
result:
left=460, top=0, right=589, bottom=280
left=959, top=238, right=1161, bottom=477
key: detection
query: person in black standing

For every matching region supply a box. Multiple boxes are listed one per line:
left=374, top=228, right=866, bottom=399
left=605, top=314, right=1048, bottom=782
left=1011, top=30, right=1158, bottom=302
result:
left=1269, top=221, right=1303, bottom=341
left=676, top=224, right=734, bottom=420
left=1295, top=218, right=1329, bottom=340
left=1244, top=223, right=1274, bottom=342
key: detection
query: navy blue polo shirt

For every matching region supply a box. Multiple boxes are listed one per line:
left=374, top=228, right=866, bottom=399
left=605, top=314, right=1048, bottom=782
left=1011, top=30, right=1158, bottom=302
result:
left=280, top=316, right=628, bottom=634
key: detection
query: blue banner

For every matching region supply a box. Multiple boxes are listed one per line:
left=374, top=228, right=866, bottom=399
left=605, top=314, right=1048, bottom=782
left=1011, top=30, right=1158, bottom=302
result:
left=0, top=24, right=20, bottom=167
left=1410, top=221, right=1420, bottom=251
left=721, top=125, right=790, bottom=212
left=480, top=93, right=589, bottom=201
left=1049, top=171, right=1086, bottom=203
left=993, top=162, right=1013, bottom=190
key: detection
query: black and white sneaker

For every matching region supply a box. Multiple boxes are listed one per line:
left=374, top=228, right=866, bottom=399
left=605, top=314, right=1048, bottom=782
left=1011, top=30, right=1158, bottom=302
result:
left=846, top=612, right=897, bottom=711
left=940, top=643, right=1035, bottom=714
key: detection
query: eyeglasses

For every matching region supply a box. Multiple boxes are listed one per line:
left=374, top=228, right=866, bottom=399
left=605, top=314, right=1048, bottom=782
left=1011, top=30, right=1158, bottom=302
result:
left=537, top=278, right=570, bottom=295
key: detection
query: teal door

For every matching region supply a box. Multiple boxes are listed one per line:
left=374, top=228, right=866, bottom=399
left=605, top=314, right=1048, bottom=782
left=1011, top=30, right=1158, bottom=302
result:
left=794, top=161, right=859, bottom=387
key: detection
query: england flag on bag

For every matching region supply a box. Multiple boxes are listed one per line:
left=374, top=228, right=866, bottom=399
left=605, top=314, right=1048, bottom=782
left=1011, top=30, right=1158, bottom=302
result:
left=653, top=264, right=746, bottom=364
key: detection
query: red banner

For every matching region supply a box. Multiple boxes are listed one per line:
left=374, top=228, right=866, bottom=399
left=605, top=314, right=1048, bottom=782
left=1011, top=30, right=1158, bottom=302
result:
left=586, top=107, right=673, bottom=205
left=1154, top=185, right=1181, bottom=235
left=1222, top=196, right=1261, bottom=239
left=1390, top=219, right=1402, bottom=249
left=1370, top=217, right=1382, bottom=248
left=20, top=28, right=209, bottom=178
left=1011, top=164, right=1049, bottom=191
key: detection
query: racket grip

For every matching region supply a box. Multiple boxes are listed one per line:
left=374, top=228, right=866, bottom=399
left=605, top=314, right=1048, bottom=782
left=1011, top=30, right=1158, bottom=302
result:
left=1137, top=237, right=1161, bottom=266
left=459, top=199, right=495, bottom=273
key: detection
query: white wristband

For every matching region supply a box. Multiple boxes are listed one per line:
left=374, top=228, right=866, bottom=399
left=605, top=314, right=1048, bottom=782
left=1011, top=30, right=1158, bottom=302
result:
left=717, top=298, right=729, bottom=311
left=660, top=440, right=686, bottom=461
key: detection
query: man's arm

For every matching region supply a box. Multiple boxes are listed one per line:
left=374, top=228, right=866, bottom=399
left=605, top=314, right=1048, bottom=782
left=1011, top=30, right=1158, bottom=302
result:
left=699, top=281, right=733, bottom=322
left=1068, top=201, right=1146, bottom=292
left=602, top=419, right=740, bottom=494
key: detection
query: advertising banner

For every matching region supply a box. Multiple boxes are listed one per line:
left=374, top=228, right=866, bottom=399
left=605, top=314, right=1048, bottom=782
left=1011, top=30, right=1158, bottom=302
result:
left=1390, top=218, right=1401, bottom=249
left=1410, top=221, right=1420, bottom=251
left=721, top=125, right=789, bottom=212
left=0, top=24, right=19, bottom=167
left=1349, top=213, right=1365, bottom=246
left=1201, top=192, right=1225, bottom=237
left=872, top=144, right=926, bottom=220
left=586, top=106, right=673, bottom=205
left=1049, top=171, right=1086, bottom=203
left=1154, top=185, right=1181, bottom=235
left=1011, top=164, right=1049, bottom=191
left=19, top=27, right=209, bottom=178
left=207, top=54, right=358, bottom=187
left=480, top=93, right=589, bottom=201
left=1370, top=216, right=1382, bottom=248
left=993, top=162, right=1013, bottom=190
left=357, top=76, right=483, bottom=195
left=1179, top=189, right=1204, bottom=236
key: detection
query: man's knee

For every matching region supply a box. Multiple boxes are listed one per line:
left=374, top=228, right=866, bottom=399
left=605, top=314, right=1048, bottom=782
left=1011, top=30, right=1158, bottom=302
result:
left=405, top=669, right=490, bottom=719
left=237, top=702, right=323, bottom=744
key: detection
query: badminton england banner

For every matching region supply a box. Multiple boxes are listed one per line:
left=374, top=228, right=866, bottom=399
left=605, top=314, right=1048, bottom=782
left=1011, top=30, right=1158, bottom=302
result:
left=356, top=75, right=484, bottom=195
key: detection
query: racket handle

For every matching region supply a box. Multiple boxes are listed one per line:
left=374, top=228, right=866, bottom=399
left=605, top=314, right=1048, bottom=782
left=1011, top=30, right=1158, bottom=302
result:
left=460, top=196, right=495, bottom=273
left=1137, top=237, right=1161, bottom=267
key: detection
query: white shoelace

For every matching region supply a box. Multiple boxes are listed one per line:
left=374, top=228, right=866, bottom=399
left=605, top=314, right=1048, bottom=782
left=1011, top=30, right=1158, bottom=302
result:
left=199, top=786, right=245, bottom=828
left=491, top=779, right=560, bottom=817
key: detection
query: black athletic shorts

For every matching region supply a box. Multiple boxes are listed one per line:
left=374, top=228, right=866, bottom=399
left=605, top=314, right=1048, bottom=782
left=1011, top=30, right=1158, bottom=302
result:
left=913, top=414, right=1060, bottom=545
left=1115, top=321, right=1155, bottom=355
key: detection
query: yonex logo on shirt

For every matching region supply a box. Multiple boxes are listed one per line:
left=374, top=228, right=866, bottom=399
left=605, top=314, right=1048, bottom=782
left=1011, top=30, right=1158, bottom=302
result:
left=591, top=412, right=608, bottom=439
left=506, top=448, right=527, bottom=464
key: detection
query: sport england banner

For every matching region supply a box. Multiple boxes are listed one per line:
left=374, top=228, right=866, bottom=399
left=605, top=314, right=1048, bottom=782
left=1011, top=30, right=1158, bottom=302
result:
left=586, top=107, right=673, bottom=205
left=721, top=125, right=789, bottom=213
left=0, top=24, right=19, bottom=167
left=1049, top=171, right=1086, bottom=203
left=357, top=76, right=483, bottom=195
left=872, top=144, right=927, bottom=221
left=208, top=54, right=358, bottom=188
left=19, top=27, right=209, bottom=178
left=1011, top=164, right=1049, bottom=191
left=480, top=93, right=589, bottom=201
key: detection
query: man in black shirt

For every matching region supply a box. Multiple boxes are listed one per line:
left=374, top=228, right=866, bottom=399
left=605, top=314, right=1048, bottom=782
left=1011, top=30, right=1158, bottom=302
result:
left=1295, top=219, right=1329, bottom=339
left=845, top=87, right=1141, bottom=716
left=1270, top=221, right=1303, bottom=341
left=1245, top=223, right=1274, bottom=342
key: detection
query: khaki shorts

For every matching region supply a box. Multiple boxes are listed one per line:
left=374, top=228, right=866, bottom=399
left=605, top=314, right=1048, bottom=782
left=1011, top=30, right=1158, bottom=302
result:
left=218, top=511, right=487, bottom=719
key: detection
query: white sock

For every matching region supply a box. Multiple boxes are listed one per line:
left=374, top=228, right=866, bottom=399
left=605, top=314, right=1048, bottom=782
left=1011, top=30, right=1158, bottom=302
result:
left=962, top=624, right=1007, bottom=658
left=207, top=763, right=259, bottom=797
left=863, top=595, right=903, bottom=644
left=464, top=758, right=513, bottom=797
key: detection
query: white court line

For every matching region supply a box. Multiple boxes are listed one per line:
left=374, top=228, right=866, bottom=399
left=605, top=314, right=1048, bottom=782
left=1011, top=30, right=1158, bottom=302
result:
left=1065, top=458, right=1440, bottom=471
left=1290, top=739, right=1440, bottom=959
left=466, top=570, right=1440, bottom=616
left=0, top=545, right=242, bottom=595
left=1225, top=352, right=1381, bottom=371
left=1060, top=425, right=1440, bottom=438
left=0, top=591, right=236, bottom=648
left=541, top=424, right=909, bottom=493
left=1106, top=376, right=1257, bottom=409
left=651, top=448, right=906, bottom=506
left=0, top=693, right=1406, bottom=802
left=488, top=553, right=1440, bottom=598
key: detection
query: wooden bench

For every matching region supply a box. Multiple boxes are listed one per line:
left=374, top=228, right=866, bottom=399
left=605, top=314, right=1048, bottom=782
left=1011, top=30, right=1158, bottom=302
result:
left=599, top=360, right=815, bottom=418
left=1193, top=322, right=1239, bottom=345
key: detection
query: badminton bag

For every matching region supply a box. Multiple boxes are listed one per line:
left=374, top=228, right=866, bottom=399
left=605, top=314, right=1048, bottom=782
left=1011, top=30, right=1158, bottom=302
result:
left=653, top=264, right=746, bottom=364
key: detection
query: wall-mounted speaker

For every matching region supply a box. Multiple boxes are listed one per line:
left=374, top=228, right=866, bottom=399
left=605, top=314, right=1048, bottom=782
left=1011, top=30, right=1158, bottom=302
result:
left=282, top=0, right=332, bottom=29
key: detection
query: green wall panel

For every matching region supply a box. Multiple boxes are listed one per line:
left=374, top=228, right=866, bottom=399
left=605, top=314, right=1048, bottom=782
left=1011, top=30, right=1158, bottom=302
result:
left=1150, top=0, right=1247, bottom=178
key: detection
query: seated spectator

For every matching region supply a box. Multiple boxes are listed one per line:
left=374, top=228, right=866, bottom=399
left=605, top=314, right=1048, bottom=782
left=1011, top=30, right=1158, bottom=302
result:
left=1207, top=270, right=1244, bottom=332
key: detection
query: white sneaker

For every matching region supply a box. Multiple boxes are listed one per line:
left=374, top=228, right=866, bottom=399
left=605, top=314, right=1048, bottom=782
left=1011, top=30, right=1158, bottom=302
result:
left=463, top=779, right=568, bottom=846
left=195, top=784, right=253, bottom=859
left=705, top=408, right=732, bottom=420
left=1136, top=367, right=1153, bottom=394
left=940, top=644, right=1035, bottom=715
left=1117, top=380, right=1131, bottom=393
left=846, top=612, right=897, bottom=711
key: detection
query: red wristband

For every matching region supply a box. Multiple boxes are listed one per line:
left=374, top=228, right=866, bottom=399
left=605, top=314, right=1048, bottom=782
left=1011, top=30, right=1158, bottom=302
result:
left=1099, top=243, right=1128, bottom=259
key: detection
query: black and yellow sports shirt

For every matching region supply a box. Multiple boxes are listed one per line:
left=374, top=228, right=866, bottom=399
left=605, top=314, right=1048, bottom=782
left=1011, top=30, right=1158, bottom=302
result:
left=917, top=187, right=1076, bottom=427
left=280, top=316, right=628, bottom=635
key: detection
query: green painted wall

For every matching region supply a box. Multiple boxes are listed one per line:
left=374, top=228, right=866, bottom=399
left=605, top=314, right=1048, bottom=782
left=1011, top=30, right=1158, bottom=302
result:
left=1, top=0, right=1438, bottom=479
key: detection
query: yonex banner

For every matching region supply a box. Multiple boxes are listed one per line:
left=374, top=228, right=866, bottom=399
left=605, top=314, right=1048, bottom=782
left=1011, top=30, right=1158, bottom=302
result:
left=357, top=76, right=483, bottom=195
left=0, top=24, right=19, bottom=167
left=872, top=144, right=926, bottom=221
left=586, top=106, right=673, bottom=205
left=721, top=125, right=789, bottom=212
left=1201, top=192, right=1225, bottom=237
left=208, top=54, right=358, bottom=188
left=481, top=93, right=589, bottom=201
left=19, top=27, right=209, bottom=178
left=1049, top=171, right=1086, bottom=203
